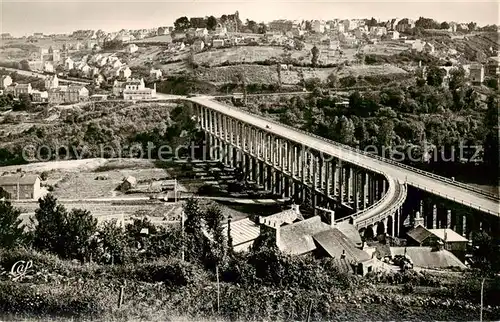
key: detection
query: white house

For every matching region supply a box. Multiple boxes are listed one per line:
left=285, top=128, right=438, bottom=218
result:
left=387, top=31, right=400, bottom=40
left=118, top=66, right=132, bottom=79
left=149, top=68, right=162, bottom=79
left=0, top=75, right=12, bottom=89
left=212, top=39, right=225, bottom=48
left=64, top=57, right=74, bottom=70
left=311, top=20, right=325, bottom=33
left=44, top=61, right=54, bottom=73
left=127, top=44, right=139, bottom=54
left=195, top=28, right=208, bottom=37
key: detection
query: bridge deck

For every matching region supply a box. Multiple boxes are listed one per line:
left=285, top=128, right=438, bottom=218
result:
left=189, top=97, right=499, bottom=217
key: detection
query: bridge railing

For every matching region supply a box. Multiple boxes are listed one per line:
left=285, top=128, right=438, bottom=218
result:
left=335, top=178, right=396, bottom=225
left=355, top=181, right=408, bottom=229
left=198, top=98, right=498, bottom=202
left=410, top=181, right=498, bottom=216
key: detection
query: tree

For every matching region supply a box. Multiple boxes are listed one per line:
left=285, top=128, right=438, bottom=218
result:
left=483, top=95, right=499, bottom=179
left=174, top=16, right=191, bottom=31
left=207, top=16, right=217, bottom=30
left=182, top=198, right=206, bottom=263
left=311, top=45, right=320, bottom=67
left=337, top=116, right=356, bottom=145
left=426, top=66, right=446, bottom=87
left=467, top=22, right=477, bottom=31
left=19, top=93, right=32, bottom=109
left=246, top=19, right=258, bottom=33
left=327, top=73, right=339, bottom=89
left=98, top=219, right=127, bottom=264
left=448, top=67, right=466, bottom=90
left=32, top=194, right=68, bottom=254
left=64, top=209, right=98, bottom=261
left=0, top=200, right=25, bottom=248
left=470, top=230, right=500, bottom=275
left=204, top=204, right=227, bottom=268
left=32, top=194, right=98, bottom=261
left=415, top=17, right=440, bottom=30
left=257, top=23, right=267, bottom=34
left=378, top=119, right=396, bottom=147
left=440, top=21, right=450, bottom=30
left=294, top=39, right=305, bottom=50
left=276, top=63, right=282, bottom=89
left=102, top=39, right=123, bottom=50
left=366, top=17, right=378, bottom=27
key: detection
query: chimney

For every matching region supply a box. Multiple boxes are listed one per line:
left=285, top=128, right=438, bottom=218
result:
left=341, top=249, right=346, bottom=259
left=414, top=211, right=424, bottom=228
left=330, top=210, right=336, bottom=227
left=292, top=203, right=300, bottom=214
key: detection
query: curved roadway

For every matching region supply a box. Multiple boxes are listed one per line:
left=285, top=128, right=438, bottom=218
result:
left=188, top=96, right=500, bottom=218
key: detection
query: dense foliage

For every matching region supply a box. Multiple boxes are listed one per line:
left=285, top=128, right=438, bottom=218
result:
left=0, top=102, right=202, bottom=166
left=1, top=197, right=500, bottom=320
left=243, top=71, right=499, bottom=185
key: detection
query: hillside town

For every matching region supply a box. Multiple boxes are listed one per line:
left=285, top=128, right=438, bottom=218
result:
left=0, top=3, right=499, bottom=322
left=0, top=12, right=498, bottom=105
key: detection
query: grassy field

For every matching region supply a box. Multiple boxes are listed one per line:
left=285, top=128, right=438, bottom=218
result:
left=196, top=63, right=408, bottom=85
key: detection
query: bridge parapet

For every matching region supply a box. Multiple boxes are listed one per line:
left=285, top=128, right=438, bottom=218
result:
left=187, top=97, right=498, bottom=202
left=353, top=180, right=407, bottom=230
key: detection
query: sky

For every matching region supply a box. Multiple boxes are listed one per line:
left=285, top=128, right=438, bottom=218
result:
left=1, top=0, right=498, bottom=37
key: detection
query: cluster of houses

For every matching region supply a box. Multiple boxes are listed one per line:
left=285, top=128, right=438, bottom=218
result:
left=220, top=204, right=470, bottom=275
left=416, top=55, right=500, bottom=86
left=0, top=73, right=89, bottom=104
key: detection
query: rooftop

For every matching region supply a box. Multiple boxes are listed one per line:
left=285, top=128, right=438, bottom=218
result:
left=0, top=174, right=40, bottom=186
left=279, top=216, right=331, bottom=255
left=428, top=229, right=468, bottom=242
left=259, top=205, right=303, bottom=227
left=222, top=218, right=260, bottom=247
left=407, top=225, right=432, bottom=244
left=391, top=247, right=466, bottom=269
left=313, top=228, right=371, bottom=263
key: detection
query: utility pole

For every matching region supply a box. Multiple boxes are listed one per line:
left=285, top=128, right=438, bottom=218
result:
left=480, top=277, right=485, bottom=322
left=180, top=209, right=185, bottom=262
left=174, top=178, right=177, bottom=203
left=216, top=264, right=220, bottom=314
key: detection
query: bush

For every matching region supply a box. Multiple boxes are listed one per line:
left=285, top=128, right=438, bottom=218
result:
left=0, top=280, right=109, bottom=317
left=40, top=171, right=49, bottom=181
left=112, top=259, right=207, bottom=286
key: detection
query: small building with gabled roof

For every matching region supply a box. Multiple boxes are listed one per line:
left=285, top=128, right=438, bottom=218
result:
left=0, top=174, right=41, bottom=200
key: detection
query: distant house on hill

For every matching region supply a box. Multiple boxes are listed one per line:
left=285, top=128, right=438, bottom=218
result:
left=149, top=68, right=162, bottom=79
left=48, top=85, right=89, bottom=104
left=0, top=174, right=41, bottom=200
left=127, top=43, right=139, bottom=53
left=120, top=176, right=137, bottom=191
left=0, top=75, right=12, bottom=89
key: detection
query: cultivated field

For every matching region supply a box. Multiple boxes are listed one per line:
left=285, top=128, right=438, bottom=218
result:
left=193, top=46, right=309, bottom=66
left=196, top=63, right=408, bottom=85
